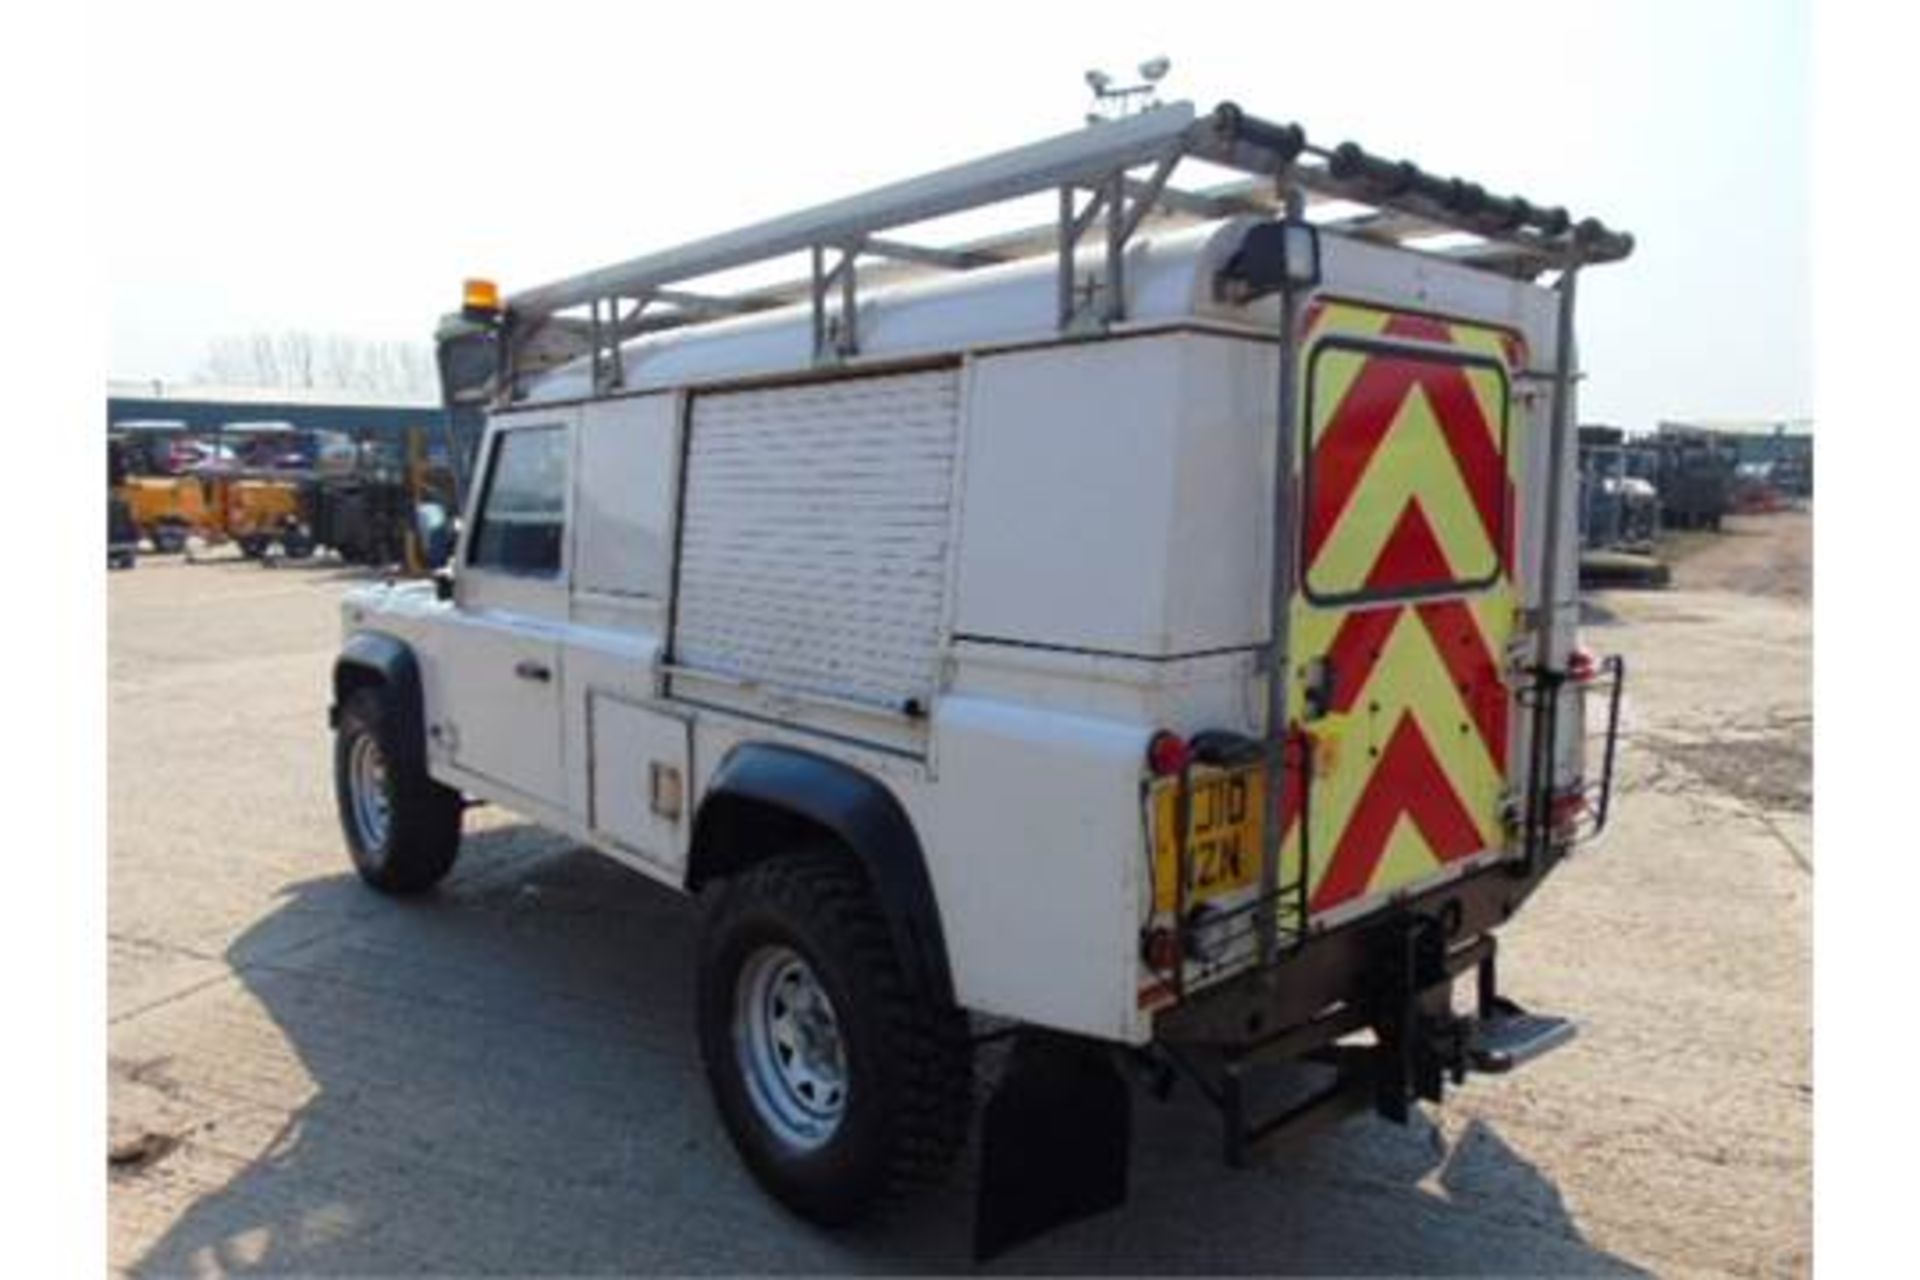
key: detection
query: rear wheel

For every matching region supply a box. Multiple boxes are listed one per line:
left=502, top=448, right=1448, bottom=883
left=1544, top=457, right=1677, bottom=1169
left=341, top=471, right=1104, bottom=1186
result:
left=150, top=522, right=187, bottom=554
left=333, top=686, right=462, bottom=893
left=696, top=850, right=972, bottom=1225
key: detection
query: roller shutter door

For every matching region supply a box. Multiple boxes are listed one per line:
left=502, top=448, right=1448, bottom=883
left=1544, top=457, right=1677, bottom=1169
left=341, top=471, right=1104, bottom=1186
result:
left=673, top=368, right=962, bottom=713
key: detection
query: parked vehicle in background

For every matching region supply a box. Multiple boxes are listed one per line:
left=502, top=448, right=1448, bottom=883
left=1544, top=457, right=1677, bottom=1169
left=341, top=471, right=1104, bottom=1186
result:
left=1579, top=425, right=1660, bottom=551
left=1653, top=424, right=1737, bottom=530
left=1727, top=422, right=1812, bottom=499
left=296, top=425, right=461, bottom=571
left=107, top=435, right=138, bottom=569
left=168, top=438, right=239, bottom=473
left=329, top=101, right=1632, bottom=1256
left=111, top=421, right=203, bottom=552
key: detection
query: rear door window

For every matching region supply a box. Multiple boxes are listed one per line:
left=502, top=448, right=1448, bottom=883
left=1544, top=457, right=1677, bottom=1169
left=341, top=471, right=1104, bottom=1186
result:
left=1302, top=338, right=1510, bottom=603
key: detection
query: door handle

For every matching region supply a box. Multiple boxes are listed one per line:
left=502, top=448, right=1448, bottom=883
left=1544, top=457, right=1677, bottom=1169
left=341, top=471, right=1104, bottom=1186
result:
left=514, top=659, right=552, bottom=683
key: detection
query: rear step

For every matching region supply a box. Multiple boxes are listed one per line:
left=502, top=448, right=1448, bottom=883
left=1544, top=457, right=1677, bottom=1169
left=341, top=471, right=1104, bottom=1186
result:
left=1469, top=1009, right=1577, bottom=1073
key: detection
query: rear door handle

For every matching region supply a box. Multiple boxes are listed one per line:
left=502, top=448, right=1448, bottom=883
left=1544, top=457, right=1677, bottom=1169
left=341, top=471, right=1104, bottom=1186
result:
left=514, top=659, right=552, bottom=683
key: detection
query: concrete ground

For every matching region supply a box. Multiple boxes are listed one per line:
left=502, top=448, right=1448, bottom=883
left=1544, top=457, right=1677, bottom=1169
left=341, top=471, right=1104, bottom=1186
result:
left=108, top=514, right=1811, bottom=1277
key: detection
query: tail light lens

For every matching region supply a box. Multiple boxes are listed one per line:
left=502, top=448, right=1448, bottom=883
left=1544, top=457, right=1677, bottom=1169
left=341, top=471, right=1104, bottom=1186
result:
left=1140, top=926, right=1182, bottom=972
left=1146, top=730, right=1192, bottom=777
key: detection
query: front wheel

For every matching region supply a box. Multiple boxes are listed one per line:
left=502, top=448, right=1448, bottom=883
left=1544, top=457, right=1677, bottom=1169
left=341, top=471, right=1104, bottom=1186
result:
left=333, top=687, right=463, bottom=893
left=696, top=850, right=973, bottom=1225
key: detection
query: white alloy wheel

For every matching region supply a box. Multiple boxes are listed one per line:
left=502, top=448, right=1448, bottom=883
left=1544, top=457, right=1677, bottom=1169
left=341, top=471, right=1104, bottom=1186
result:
left=733, top=944, right=849, bottom=1151
left=347, top=731, right=393, bottom=854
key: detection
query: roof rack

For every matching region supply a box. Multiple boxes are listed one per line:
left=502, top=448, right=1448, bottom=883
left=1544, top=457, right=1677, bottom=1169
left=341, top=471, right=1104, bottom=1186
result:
left=464, top=101, right=1632, bottom=396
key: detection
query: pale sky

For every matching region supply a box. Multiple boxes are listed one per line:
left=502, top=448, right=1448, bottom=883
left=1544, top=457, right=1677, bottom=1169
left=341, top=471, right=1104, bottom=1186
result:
left=102, top=0, right=1808, bottom=429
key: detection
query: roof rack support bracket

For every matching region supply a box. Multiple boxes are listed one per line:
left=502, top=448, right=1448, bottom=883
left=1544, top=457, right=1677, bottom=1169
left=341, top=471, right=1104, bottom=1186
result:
left=811, top=243, right=860, bottom=363
left=1058, top=149, right=1182, bottom=333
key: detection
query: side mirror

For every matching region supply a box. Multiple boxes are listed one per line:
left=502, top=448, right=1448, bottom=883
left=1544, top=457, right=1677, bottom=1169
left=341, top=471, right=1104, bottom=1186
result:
left=433, top=567, right=456, bottom=602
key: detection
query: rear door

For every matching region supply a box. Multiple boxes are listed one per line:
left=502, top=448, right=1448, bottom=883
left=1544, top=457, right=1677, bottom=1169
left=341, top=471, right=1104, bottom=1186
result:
left=1283, top=301, right=1526, bottom=927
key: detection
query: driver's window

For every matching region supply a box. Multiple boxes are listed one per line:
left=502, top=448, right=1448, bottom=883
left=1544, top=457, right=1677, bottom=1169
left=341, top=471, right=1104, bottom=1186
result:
left=468, top=425, right=568, bottom=576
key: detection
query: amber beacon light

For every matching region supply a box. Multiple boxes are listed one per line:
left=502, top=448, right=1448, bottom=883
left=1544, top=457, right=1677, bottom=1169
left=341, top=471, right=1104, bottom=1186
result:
left=462, top=277, right=503, bottom=317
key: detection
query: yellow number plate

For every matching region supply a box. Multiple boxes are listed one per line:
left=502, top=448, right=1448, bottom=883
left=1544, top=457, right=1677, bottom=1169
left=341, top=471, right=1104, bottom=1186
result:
left=1149, top=766, right=1265, bottom=914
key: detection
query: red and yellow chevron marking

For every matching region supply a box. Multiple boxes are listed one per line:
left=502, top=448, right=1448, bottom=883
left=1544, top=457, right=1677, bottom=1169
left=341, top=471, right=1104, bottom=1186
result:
left=1280, top=301, right=1526, bottom=918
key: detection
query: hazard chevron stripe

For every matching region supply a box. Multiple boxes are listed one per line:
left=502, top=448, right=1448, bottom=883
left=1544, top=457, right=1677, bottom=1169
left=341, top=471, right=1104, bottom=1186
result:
left=1307, top=714, right=1486, bottom=912
left=1416, top=597, right=1508, bottom=772
left=1304, top=352, right=1507, bottom=576
left=1317, top=503, right=1504, bottom=764
left=1283, top=301, right=1526, bottom=916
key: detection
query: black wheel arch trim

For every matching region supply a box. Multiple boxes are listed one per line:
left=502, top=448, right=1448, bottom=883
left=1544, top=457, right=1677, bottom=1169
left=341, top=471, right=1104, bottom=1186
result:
left=331, top=630, right=427, bottom=773
left=690, top=742, right=954, bottom=1006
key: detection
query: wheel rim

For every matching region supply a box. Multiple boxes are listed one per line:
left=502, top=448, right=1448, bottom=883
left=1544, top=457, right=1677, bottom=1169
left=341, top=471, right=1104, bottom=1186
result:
left=347, top=732, right=393, bottom=854
left=732, top=944, right=848, bottom=1151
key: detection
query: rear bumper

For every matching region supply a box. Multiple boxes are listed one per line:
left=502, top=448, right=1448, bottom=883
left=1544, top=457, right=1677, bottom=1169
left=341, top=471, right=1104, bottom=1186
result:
left=1149, top=849, right=1572, bottom=1163
left=1153, top=846, right=1559, bottom=1048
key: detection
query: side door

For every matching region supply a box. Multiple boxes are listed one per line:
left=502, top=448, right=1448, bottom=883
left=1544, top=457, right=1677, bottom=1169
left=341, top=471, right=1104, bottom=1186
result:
left=437, top=412, right=574, bottom=811
left=1282, top=302, right=1526, bottom=927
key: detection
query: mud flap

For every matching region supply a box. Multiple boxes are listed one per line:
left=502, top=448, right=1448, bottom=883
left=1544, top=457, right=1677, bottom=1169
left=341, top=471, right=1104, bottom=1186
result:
left=973, top=1030, right=1131, bottom=1262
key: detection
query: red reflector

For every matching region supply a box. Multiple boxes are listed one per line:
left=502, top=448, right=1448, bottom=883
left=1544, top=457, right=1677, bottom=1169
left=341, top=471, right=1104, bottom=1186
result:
left=1141, top=926, right=1182, bottom=972
left=1551, top=791, right=1589, bottom=830
left=1568, top=648, right=1599, bottom=683
left=1146, top=730, right=1193, bottom=777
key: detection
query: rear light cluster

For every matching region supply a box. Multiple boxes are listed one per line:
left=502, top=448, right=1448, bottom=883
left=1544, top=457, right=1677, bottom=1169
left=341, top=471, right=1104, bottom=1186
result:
left=1140, top=925, right=1183, bottom=971
left=1146, top=729, right=1192, bottom=777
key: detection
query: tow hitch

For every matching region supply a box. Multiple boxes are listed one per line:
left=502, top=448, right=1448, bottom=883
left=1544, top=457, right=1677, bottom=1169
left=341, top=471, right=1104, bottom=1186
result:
left=1180, top=920, right=1577, bottom=1165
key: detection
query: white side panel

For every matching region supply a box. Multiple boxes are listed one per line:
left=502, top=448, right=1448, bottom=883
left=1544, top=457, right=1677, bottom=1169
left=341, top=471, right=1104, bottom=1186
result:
left=1163, top=339, right=1279, bottom=649
left=954, top=340, right=1178, bottom=653
left=953, top=334, right=1276, bottom=656
left=674, top=369, right=962, bottom=714
left=573, top=394, right=678, bottom=598
left=588, top=695, right=692, bottom=873
left=927, top=697, right=1148, bottom=1043
left=560, top=601, right=667, bottom=835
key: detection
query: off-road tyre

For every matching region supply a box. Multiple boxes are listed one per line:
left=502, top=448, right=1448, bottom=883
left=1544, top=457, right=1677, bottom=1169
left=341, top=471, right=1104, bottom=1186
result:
left=696, top=849, right=973, bottom=1226
left=333, top=686, right=463, bottom=894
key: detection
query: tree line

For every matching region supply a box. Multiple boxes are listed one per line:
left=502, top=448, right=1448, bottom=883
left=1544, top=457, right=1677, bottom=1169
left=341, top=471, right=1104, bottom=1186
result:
left=195, top=331, right=435, bottom=397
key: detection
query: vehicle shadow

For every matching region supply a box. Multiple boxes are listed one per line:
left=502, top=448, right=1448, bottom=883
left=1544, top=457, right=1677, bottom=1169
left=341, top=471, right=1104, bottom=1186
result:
left=129, top=825, right=1643, bottom=1277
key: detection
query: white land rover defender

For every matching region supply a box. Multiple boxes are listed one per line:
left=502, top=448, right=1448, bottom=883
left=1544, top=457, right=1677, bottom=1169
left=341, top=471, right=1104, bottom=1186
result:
left=330, top=102, right=1630, bottom=1256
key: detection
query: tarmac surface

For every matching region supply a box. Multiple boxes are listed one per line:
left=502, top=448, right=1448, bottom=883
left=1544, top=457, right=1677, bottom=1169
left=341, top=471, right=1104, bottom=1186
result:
left=108, top=513, right=1812, bottom=1277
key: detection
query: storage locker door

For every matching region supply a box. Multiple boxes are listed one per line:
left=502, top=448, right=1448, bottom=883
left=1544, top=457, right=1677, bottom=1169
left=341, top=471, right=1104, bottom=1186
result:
left=673, top=368, right=961, bottom=719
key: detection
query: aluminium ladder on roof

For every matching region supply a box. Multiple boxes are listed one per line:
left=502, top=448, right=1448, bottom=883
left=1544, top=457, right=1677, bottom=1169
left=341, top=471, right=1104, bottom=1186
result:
left=482, top=100, right=1633, bottom=396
